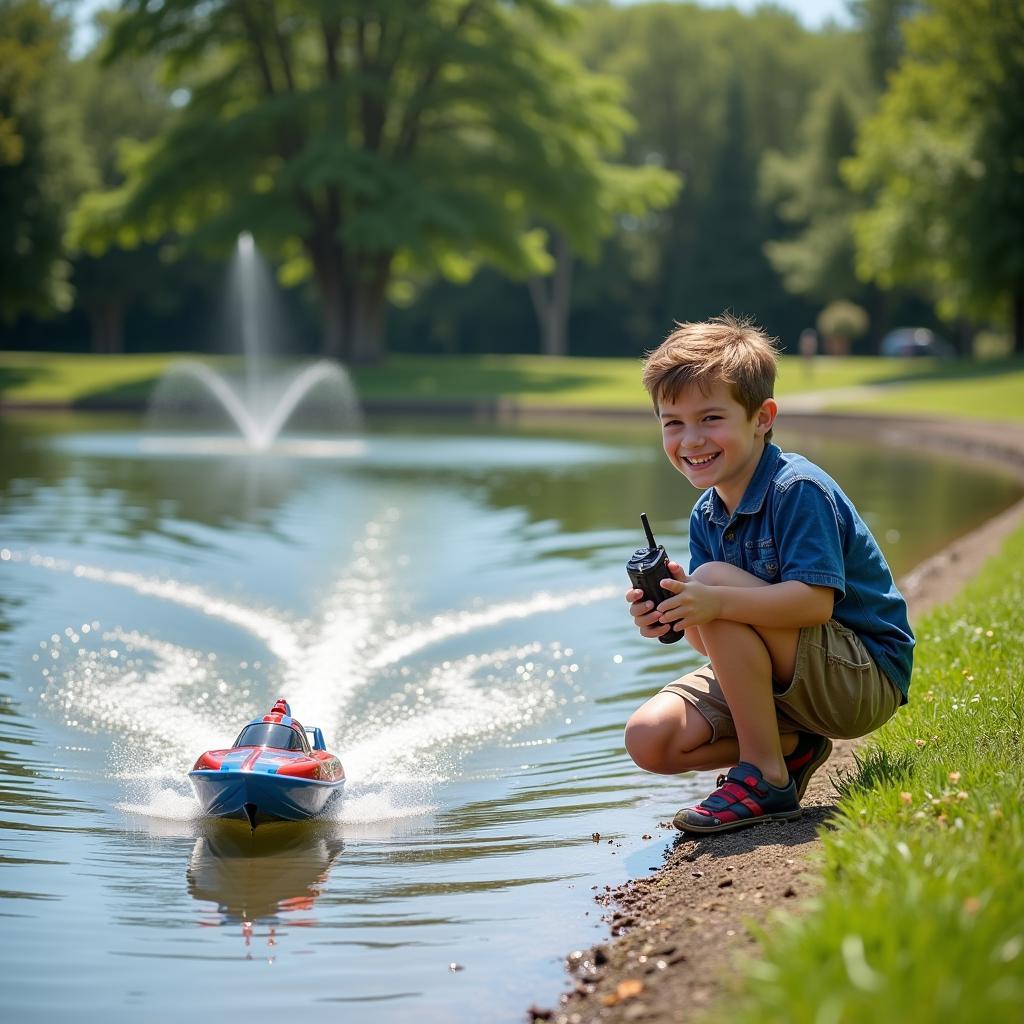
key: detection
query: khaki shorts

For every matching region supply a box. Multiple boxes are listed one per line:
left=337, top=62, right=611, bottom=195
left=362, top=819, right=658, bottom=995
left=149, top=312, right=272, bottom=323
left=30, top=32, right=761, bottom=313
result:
left=660, top=619, right=902, bottom=741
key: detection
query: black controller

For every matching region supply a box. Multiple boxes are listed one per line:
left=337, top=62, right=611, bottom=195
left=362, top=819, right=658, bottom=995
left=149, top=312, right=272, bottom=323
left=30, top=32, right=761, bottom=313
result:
left=626, top=513, right=684, bottom=644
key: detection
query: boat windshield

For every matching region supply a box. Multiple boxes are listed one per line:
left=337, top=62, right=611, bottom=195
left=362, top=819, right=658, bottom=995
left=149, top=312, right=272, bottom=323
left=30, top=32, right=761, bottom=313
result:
left=233, top=723, right=306, bottom=751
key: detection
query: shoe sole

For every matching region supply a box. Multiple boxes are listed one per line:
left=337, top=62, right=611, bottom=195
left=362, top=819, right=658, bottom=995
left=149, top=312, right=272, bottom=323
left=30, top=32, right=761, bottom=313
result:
left=672, top=807, right=803, bottom=834
left=793, top=737, right=834, bottom=802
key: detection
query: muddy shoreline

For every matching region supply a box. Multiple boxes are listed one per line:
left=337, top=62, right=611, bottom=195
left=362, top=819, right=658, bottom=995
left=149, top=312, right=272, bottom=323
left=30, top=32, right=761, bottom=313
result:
left=528, top=413, right=1024, bottom=1024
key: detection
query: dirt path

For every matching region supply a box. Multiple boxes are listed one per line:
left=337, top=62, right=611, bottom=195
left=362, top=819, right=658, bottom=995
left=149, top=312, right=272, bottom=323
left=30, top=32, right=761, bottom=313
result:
left=528, top=414, right=1024, bottom=1024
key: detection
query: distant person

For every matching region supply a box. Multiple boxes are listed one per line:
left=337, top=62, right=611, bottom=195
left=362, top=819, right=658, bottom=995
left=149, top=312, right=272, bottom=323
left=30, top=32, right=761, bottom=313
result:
left=798, top=327, right=818, bottom=378
left=623, top=314, right=914, bottom=833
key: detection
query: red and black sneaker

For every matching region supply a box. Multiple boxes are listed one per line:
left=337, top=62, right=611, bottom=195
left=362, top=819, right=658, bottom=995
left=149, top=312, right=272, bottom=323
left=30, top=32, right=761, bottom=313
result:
left=785, top=732, right=833, bottom=801
left=673, top=762, right=801, bottom=834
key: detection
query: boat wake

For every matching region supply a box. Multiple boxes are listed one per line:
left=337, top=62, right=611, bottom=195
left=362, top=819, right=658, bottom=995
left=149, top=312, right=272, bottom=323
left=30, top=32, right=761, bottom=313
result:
left=9, top=520, right=616, bottom=824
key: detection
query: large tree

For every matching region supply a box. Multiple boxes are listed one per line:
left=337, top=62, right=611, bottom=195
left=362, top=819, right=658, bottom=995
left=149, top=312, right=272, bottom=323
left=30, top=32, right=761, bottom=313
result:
left=571, top=3, right=864, bottom=343
left=845, top=0, right=1024, bottom=351
left=75, top=0, right=664, bottom=362
left=848, top=0, right=923, bottom=90
left=67, top=12, right=182, bottom=353
left=0, top=0, right=89, bottom=322
left=761, top=82, right=864, bottom=305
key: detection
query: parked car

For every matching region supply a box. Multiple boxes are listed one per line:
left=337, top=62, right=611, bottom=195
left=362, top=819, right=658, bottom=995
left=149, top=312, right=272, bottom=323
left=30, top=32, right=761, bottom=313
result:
left=880, top=327, right=954, bottom=358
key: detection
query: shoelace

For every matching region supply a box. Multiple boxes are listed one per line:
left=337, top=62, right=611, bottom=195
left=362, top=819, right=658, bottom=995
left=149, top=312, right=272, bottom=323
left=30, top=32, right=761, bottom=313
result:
left=701, top=773, right=766, bottom=810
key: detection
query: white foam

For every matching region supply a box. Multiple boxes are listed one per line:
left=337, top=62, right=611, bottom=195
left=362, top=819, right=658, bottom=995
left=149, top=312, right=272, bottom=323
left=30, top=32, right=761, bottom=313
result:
left=19, top=538, right=610, bottom=800
left=118, top=786, right=201, bottom=822
left=366, top=585, right=618, bottom=671
left=20, top=551, right=301, bottom=662
left=332, top=783, right=437, bottom=825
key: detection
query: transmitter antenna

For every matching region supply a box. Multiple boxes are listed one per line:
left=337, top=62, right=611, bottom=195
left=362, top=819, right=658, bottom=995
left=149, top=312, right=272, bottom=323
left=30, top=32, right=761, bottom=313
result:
left=640, top=513, right=657, bottom=549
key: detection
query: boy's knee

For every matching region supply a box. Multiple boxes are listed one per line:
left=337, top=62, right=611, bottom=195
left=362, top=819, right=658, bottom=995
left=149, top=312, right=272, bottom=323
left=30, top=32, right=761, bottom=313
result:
left=690, top=561, right=734, bottom=587
left=691, top=561, right=766, bottom=589
left=623, top=714, right=676, bottom=774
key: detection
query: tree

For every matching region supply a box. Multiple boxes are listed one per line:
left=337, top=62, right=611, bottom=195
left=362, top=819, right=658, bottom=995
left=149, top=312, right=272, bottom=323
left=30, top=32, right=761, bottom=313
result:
left=67, top=13, right=181, bottom=353
left=0, top=0, right=89, bottom=322
left=762, top=83, right=864, bottom=306
left=526, top=159, right=678, bottom=356
left=845, top=0, right=1024, bottom=352
left=684, top=77, right=780, bottom=324
left=570, top=3, right=865, bottom=346
left=75, top=0, right=665, bottom=363
left=848, top=0, right=923, bottom=89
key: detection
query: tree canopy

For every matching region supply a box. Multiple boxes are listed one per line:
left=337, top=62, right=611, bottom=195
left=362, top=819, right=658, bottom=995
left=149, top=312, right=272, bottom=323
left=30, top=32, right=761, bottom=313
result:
left=4, top=0, right=1017, bottom=358
left=75, top=0, right=676, bottom=361
left=845, top=0, right=1024, bottom=350
left=762, top=82, right=864, bottom=306
left=0, top=0, right=89, bottom=322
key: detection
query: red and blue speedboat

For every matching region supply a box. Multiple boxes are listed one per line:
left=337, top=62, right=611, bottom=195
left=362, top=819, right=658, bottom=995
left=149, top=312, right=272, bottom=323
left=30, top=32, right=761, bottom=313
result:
left=189, top=699, right=345, bottom=828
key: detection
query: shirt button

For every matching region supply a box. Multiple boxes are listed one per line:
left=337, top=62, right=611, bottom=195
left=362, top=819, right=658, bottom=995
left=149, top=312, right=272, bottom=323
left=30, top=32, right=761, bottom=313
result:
left=725, top=531, right=735, bottom=541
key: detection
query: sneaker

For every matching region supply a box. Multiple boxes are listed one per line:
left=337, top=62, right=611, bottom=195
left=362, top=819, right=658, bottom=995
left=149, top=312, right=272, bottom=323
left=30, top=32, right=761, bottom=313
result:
left=785, top=732, right=833, bottom=801
left=673, top=762, right=801, bottom=834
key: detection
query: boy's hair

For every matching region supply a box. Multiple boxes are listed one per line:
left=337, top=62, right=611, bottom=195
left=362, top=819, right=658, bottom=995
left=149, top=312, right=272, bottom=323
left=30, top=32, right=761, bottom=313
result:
left=642, top=313, right=780, bottom=442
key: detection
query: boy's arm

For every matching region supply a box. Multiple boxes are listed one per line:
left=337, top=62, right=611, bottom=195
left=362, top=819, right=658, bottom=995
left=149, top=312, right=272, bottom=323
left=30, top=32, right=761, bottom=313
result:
left=657, top=577, right=834, bottom=631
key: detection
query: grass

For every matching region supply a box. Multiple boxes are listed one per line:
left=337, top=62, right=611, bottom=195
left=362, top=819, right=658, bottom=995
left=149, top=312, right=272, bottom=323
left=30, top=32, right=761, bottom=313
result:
left=831, top=359, right=1024, bottom=422
left=3, top=350, right=1022, bottom=417
left=0, top=351, right=222, bottom=405
left=709, top=525, right=1024, bottom=1024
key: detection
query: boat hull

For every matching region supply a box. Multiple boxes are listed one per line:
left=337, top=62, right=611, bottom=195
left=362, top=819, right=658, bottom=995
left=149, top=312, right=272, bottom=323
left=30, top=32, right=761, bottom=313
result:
left=189, top=769, right=344, bottom=826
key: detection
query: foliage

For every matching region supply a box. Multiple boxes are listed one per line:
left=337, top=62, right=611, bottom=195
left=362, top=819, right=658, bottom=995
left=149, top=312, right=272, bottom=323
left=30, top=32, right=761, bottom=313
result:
left=73, top=0, right=671, bottom=361
left=570, top=2, right=867, bottom=347
left=848, top=0, right=924, bottom=89
left=762, top=83, right=866, bottom=305
left=707, top=523, right=1024, bottom=1024
left=65, top=17, right=200, bottom=353
left=845, top=0, right=1024, bottom=348
left=0, top=0, right=90, bottom=321
left=817, top=299, right=870, bottom=341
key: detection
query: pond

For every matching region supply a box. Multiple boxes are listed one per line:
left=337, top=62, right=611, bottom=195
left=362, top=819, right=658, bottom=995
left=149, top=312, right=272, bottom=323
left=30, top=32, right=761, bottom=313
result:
left=1, top=412, right=1019, bottom=1022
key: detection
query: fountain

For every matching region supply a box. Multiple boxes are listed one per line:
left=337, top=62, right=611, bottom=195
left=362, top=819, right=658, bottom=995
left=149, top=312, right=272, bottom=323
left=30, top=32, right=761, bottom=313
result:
left=145, top=232, right=363, bottom=457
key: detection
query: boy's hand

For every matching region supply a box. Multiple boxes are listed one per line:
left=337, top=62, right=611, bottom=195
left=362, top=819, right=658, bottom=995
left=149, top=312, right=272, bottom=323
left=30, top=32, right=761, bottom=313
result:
left=626, top=561, right=687, bottom=639
left=655, top=574, right=722, bottom=629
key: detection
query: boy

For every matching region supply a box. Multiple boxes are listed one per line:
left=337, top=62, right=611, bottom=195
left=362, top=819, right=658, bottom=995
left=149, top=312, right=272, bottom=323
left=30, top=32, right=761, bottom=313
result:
left=624, top=315, right=913, bottom=834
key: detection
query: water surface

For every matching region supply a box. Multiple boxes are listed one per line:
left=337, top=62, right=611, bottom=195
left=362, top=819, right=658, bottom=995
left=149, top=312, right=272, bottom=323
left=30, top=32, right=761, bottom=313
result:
left=0, top=413, right=1018, bottom=1022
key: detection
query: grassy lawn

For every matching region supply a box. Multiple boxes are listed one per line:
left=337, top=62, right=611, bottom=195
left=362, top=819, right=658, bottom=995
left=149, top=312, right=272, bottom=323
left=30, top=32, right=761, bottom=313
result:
left=831, top=359, right=1024, bottom=421
left=0, top=351, right=224, bottom=404
left=709, top=524, right=1024, bottom=1024
left=5, top=350, right=1022, bottom=416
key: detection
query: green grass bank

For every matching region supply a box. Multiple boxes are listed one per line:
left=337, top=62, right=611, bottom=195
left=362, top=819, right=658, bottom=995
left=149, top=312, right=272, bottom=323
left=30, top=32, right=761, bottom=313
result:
left=709, top=525, right=1024, bottom=1023
left=2, top=351, right=1023, bottom=420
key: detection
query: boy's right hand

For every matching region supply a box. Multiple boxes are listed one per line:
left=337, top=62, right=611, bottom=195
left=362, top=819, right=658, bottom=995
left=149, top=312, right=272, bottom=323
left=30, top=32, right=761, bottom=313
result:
left=626, top=560, right=686, bottom=639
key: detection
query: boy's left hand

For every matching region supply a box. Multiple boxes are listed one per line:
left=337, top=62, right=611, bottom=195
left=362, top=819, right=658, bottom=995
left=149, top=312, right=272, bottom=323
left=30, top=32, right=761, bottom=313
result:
left=656, top=577, right=722, bottom=629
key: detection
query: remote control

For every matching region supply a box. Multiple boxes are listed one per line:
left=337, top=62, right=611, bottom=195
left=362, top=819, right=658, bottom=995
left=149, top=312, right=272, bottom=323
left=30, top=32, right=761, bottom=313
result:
left=626, top=513, right=684, bottom=644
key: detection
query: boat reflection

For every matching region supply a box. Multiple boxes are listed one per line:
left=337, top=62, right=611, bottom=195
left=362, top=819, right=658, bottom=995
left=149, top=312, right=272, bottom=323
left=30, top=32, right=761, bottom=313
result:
left=187, top=819, right=343, bottom=958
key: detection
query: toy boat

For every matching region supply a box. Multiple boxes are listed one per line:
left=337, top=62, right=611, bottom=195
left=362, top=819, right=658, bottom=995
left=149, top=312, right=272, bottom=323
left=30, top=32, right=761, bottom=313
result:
left=189, top=699, right=345, bottom=828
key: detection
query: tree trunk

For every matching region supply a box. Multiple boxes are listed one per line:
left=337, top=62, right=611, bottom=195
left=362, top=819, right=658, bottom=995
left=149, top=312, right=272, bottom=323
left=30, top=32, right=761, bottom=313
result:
left=310, top=230, right=391, bottom=363
left=309, top=231, right=349, bottom=360
left=89, top=299, right=125, bottom=354
left=953, top=317, right=973, bottom=358
left=868, top=285, right=889, bottom=354
left=527, top=231, right=575, bottom=356
left=319, top=273, right=346, bottom=360
left=1014, top=284, right=1024, bottom=355
left=349, top=272, right=388, bottom=365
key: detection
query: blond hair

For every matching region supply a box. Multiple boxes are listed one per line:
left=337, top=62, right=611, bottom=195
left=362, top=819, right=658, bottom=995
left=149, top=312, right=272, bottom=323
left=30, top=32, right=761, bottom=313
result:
left=641, top=314, right=780, bottom=441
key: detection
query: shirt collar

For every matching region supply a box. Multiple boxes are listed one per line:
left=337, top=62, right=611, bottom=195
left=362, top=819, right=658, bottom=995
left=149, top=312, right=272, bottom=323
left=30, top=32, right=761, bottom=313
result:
left=703, top=443, right=781, bottom=525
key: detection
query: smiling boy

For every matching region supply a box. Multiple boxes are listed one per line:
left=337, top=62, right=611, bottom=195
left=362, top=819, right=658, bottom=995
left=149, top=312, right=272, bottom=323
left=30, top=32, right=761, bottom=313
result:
left=624, top=315, right=914, bottom=833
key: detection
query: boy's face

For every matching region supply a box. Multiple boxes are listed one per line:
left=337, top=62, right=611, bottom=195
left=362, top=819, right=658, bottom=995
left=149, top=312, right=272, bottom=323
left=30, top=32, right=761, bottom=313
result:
left=658, top=380, right=777, bottom=513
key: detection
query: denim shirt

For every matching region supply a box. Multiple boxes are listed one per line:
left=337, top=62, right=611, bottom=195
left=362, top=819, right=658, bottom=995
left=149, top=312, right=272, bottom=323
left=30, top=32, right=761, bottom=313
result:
left=688, top=443, right=915, bottom=699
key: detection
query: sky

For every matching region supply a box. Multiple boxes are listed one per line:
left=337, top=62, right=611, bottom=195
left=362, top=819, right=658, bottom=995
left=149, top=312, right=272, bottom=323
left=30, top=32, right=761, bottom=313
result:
left=72, top=1, right=854, bottom=55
